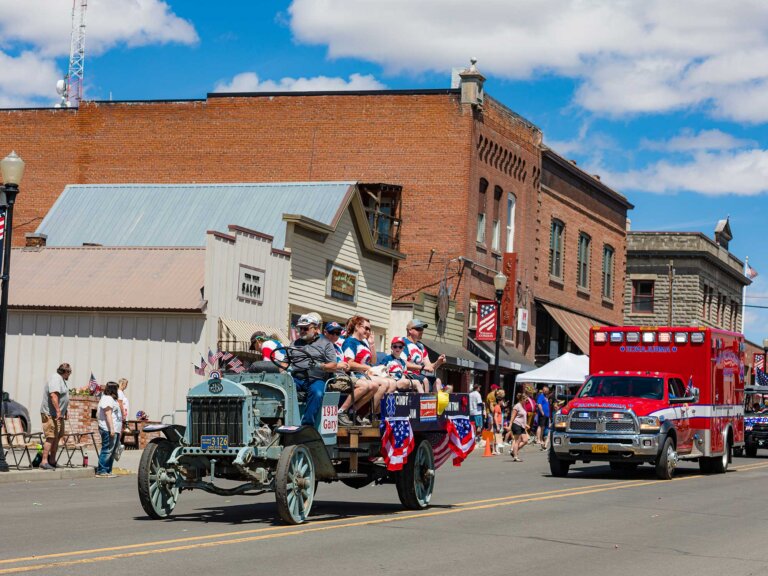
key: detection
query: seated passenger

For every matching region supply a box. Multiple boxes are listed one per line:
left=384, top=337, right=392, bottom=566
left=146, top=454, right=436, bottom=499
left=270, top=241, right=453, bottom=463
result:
left=290, top=313, right=346, bottom=427
left=377, top=337, right=424, bottom=393
left=400, top=319, right=449, bottom=393
left=249, top=331, right=287, bottom=370
left=324, top=321, right=375, bottom=427
left=342, top=315, right=394, bottom=420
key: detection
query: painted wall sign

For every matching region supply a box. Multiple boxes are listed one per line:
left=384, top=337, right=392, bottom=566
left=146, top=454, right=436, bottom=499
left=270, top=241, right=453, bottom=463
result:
left=238, top=264, right=265, bottom=304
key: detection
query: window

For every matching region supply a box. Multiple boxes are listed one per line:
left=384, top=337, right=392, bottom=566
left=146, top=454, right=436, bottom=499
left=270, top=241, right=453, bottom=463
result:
left=632, top=280, right=654, bottom=313
left=468, top=299, right=478, bottom=329
left=577, top=233, right=591, bottom=290
left=549, top=219, right=564, bottom=278
left=492, top=220, right=500, bottom=251
left=492, top=186, right=502, bottom=251
left=477, top=179, right=488, bottom=245
left=602, top=245, right=614, bottom=300
left=703, top=285, right=711, bottom=320
left=506, top=193, right=516, bottom=252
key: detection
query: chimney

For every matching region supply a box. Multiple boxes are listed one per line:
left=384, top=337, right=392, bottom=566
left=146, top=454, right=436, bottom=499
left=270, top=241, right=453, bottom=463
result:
left=459, top=58, right=485, bottom=106
left=25, top=233, right=47, bottom=247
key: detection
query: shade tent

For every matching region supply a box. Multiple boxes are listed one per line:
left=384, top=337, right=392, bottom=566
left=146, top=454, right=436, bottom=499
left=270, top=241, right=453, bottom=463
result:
left=516, top=353, right=589, bottom=385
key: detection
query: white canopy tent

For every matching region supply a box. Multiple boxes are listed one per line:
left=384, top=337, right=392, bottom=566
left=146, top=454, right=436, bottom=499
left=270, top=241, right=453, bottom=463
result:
left=516, top=352, right=589, bottom=385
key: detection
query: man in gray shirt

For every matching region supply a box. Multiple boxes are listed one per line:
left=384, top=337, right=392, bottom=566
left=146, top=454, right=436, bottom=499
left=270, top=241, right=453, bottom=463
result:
left=40, top=363, right=72, bottom=470
left=290, top=313, right=345, bottom=427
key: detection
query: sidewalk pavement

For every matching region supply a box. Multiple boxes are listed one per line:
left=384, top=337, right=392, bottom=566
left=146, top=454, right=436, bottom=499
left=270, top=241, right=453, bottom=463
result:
left=0, top=446, right=143, bottom=484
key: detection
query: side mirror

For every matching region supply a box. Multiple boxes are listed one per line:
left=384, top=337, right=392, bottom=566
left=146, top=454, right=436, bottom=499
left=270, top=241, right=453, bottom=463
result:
left=691, top=387, right=700, bottom=403
left=1, top=391, right=8, bottom=402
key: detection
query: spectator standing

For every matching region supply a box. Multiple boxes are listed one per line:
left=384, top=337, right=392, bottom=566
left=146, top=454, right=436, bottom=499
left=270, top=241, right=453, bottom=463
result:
left=486, top=384, right=500, bottom=429
left=510, top=392, right=530, bottom=462
left=96, top=382, right=121, bottom=478
left=536, top=386, right=551, bottom=450
left=468, top=384, right=484, bottom=440
left=524, top=387, right=537, bottom=444
left=39, top=363, right=72, bottom=470
left=117, top=378, right=130, bottom=429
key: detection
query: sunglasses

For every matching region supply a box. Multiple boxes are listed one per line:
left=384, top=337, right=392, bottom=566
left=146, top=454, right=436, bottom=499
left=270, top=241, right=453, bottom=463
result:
left=363, top=326, right=372, bottom=331
left=328, top=330, right=342, bottom=336
left=298, top=326, right=313, bottom=332
left=392, top=344, right=404, bottom=349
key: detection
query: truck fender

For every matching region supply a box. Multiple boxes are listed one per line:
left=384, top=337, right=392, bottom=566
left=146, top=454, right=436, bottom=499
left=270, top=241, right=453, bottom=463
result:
left=660, top=421, right=677, bottom=447
left=277, top=425, right=336, bottom=480
left=142, top=423, right=186, bottom=444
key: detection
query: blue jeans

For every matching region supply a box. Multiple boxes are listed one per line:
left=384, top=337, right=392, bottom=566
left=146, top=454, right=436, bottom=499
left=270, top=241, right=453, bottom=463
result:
left=97, top=428, right=117, bottom=474
left=294, top=377, right=325, bottom=427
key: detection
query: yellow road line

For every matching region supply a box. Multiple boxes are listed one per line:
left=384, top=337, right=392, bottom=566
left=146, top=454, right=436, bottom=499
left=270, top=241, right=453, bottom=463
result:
left=3, top=461, right=767, bottom=574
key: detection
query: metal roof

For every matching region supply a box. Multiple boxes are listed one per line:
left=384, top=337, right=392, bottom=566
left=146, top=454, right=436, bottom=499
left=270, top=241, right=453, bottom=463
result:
left=36, top=182, right=356, bottom=248
left=9, top=246, right=205, bottom=311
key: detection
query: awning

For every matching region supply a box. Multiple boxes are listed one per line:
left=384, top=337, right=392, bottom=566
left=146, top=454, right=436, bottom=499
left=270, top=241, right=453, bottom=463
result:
left=422, top=338, right=488, bottom=371
left=467, top=338, right=536, bottom=372
left=541, top=303, right=603, bottom=355
left=218, top=317, right=289, bottom=350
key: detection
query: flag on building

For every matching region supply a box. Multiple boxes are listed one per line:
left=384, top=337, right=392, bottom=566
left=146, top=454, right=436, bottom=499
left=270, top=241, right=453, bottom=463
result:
left=746, top=264, right=759, bottom=280
left=757, top=368, right=768, bottom=387
left=755, top=354, right=765, bottom=375
left=444, top=416, right=475, bottom=465
left=379, top=417, right=415, bottom=471
left=476, top=300, right=498, bottom=341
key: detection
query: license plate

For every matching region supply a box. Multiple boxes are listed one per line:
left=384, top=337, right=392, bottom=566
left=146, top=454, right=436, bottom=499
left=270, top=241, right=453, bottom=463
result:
left=201, top=435, right=229, bottom=450
left=591, top=444, right=609, bottom=454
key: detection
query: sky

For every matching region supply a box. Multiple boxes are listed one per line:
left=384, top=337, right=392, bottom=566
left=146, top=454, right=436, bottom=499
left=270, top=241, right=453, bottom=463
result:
left=1, top=0, right=767, bottom=344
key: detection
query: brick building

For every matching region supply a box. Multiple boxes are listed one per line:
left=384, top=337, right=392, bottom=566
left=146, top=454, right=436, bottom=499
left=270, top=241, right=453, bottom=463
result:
left=623, top=218, right=749, bottom=331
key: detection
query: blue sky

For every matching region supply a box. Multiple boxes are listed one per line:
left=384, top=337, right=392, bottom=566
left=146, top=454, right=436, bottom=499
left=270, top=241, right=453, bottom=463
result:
left=1, top=0, right=767, bottom=343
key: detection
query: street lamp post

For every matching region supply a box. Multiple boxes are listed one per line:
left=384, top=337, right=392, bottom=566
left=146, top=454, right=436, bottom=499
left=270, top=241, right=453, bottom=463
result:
left=0, top=151, right=25, bottom=473
left=493, top=272, right=508, bottom=391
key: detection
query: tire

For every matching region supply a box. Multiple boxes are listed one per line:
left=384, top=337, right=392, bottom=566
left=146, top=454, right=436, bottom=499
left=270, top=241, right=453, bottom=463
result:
left=655, top=436, right=677, bottom=480
left=549, top=446, right=571, bottom=477
left=275, top=444, right=315, bottom=525
left=746, top=444, right=758, bottom=458
left=137, top=439, right=180, bottom=519
left=710, top=434, right=730, bottom=474
left=698, top=457, right=714, bottom=474
left=396, top=439, right=435, bottom=510
left=610, top=462, right=638, bottom=473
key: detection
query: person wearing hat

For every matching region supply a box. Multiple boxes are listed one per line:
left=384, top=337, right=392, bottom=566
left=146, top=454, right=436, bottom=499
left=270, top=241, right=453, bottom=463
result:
left=250, top=331, right=286, bottom=365
left=399, top=319, right=447, bottom=393
left=290, top=312, right=348, bottom=427
left=377, top=337, right=424, bottom=393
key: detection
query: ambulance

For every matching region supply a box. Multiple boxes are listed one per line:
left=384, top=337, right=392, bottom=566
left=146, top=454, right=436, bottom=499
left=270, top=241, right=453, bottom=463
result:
left=550, top=326, right=745, bottom=480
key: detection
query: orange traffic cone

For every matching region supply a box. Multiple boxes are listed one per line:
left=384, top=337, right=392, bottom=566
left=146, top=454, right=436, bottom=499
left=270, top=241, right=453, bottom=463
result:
left=481, top=429, right=494, bottom=457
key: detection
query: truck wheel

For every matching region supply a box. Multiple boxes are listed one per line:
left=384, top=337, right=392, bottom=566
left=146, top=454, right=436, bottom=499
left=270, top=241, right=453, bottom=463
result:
left=275, top=444, right=316, bottom=525
left=549, top=446, right=571, bottom=477
left=655, top=437, right=677, bottom=480
left=710, top=435, right=730, bottom=474
left=138, top=439, right=180, bottom=519
left=396, top=439, right=435, bottom=510
left=698, top=457, right=714, bottom=474
left=745, top=445, right=758, bottom=458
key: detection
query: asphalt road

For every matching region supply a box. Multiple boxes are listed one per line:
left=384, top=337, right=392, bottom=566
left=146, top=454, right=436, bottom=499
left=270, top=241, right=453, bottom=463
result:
left=2, top=447, right=768, bottom=576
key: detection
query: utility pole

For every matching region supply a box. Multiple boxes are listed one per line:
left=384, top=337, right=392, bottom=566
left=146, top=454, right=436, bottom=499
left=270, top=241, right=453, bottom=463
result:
left=667, top=260, right=675, bottom=326
left=56, top=0, right=87, bottom=108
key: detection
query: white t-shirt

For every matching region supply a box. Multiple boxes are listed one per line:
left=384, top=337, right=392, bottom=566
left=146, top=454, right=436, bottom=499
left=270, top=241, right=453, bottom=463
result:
left=118, top=389, right=130, bottom=421
left=469, top=390, right=484, bottom=416
left=97, top=395, right=121, bottom=432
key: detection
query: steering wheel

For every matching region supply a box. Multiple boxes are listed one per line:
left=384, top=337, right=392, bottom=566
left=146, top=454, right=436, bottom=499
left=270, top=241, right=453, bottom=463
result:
left=269, top=345, right=318, bottom=371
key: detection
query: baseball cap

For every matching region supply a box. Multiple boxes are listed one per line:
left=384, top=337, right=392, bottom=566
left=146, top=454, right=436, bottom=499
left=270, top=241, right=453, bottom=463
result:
left=407, top=319, right=428, bottom=330
left=391, top=336, right=406, bottom=346
left=490, top=384, right=500, bottom=390
left=297, top=312, right=322, bottom=327
left=324, top=321, right=343, bottom=333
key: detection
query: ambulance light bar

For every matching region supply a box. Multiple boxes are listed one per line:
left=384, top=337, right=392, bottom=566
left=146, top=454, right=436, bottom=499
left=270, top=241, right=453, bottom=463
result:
left=674, top=333, right=688, bottom=344
left=658, top=332, right=671, bottom=343
left=593, top=332, right=607, bottom=343
left=642, top=332, right=655, bottom=343
left=625, top=332, right=640, bottom=343
left=691, top=332, right=705, bottom=344
left=610, top=332, right=623, bottom=343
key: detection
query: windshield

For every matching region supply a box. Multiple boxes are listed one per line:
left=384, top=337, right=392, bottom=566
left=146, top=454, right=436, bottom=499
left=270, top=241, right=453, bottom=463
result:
left=578, top=376, right=664, bottom=400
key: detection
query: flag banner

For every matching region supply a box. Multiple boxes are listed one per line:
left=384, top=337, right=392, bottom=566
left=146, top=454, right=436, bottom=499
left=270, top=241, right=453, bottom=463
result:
left=0, top=209, right=5, bottom=241
left=444, top=416, right=475, bottom=465
left=757, top=368, right=768, bottom=387
left=476, top=299, right=498, bottom=341
left=746, top=264, right=759, bottom=280
left=755, top=354, right=765, bottom=375
left=427, top=432, right=453, bottom=469
left=379, top=417, right=415, bottom=471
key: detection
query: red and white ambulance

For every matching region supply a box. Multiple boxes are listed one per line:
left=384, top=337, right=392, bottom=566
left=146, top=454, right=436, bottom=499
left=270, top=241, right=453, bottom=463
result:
left=550, top=326, right=745, bottom=480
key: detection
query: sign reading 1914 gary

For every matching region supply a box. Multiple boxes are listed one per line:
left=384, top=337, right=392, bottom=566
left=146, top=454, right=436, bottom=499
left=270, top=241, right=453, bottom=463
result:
left=238, top=264, right=265, bottom=304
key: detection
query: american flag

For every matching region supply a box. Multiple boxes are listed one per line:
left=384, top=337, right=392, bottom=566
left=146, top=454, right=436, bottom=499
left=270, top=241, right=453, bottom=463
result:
left=476, top=300, right=498, bottom=341
left=88, top=373, right=100, bottom=394
left=757, top=368, right=768, bottom=387
left=193, top=363, right=206, bottom=376
left=207, top=349, right=217, bottom=366
left=746, top=264, right=759, bottom=280
left=445, top=416, right=476, bottom=464
left=429, top=432, right=453, bottom=469
left=685, top=375, right=694, bottom=396
left=0, top=209, right=5, bottom=241
left=755, top=354, right=765, bottom=373
left=228, top=357, right=244, bottom=373
left=380, top=417, right=415, bottom=471
left=199, top=355, right=208, bottom=373
left=221, top=351, right=233, bottom=363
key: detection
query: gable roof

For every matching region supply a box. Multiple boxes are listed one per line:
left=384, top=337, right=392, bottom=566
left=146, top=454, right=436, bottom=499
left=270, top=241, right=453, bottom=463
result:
left=9, top=246, right=205, bottom=311
left=36, top=182, right=357, bottom=249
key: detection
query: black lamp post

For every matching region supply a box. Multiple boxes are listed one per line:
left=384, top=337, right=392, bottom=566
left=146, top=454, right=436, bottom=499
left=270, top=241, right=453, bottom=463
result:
left=0, top=151, right=25, bottom=473
left=492, top=271, right=508, bottom=391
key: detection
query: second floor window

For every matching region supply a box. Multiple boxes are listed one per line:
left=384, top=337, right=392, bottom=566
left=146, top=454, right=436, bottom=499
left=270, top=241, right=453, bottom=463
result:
left=602, top=245, right=614, bottom=300
left=577, top=233, right=591, bottom=289
left=550, top=219, right=564, bottom=279
left=632, top=280, right=654, bottom=313
left=492, top=219, right=500, bottom=251
left=477, top=178, right=488, bottom=245
left=506, top=193, right=516, bottom=252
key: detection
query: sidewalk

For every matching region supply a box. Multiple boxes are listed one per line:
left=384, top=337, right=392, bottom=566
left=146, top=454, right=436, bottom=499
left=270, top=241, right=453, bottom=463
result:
left=0, top=446, right=143, bottom=484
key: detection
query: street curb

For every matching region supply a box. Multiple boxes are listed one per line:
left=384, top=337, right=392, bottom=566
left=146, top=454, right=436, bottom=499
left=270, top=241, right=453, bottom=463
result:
left=0, top=466, right=95, bottom=484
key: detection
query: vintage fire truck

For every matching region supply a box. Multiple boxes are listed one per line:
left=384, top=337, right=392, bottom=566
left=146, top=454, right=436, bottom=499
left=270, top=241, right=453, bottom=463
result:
left=550, top=326, right=745, bottom=480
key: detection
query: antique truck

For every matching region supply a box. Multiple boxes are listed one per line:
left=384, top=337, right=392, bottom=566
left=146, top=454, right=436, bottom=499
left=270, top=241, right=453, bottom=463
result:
left=137, top=347, right=473, bottom=524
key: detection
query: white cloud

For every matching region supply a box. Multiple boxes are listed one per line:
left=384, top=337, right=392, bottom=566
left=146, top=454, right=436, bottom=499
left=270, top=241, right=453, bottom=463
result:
left=288, top=0, right=768, bottom=122
left=640, top=129, right=756, bottom=152
left=599, top=149, right=768, bottom=196
left=213, top=72, right=385, bottom=93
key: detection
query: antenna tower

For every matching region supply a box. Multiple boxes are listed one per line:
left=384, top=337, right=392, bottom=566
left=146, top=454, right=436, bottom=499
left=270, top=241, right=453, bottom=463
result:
left=57, top=0, right=87, bottom=107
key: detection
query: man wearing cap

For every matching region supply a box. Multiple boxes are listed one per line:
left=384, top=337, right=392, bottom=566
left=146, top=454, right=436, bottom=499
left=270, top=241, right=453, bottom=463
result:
left=400, top=319, right=447, bottom=393
left=291, top=313, right=347, bottom=427
left=377, top=337, right=424, bottom=393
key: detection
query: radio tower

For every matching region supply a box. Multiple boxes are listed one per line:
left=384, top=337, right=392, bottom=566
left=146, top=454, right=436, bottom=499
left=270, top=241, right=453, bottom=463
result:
left=56, top=0, right=87, bottom=107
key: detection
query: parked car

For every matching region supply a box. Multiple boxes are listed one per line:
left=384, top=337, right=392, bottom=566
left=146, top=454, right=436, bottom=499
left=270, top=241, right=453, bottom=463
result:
left=743, top=385, right=768, bottom=457
left=2, top=392, right=31, bottom=432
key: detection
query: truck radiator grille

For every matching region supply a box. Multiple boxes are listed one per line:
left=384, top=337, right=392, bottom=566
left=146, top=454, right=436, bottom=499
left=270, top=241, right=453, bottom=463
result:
left=189, top=397, right=244, bottom=446
left=606, top=421, right=635, bottom=432
left=569, top=421, right=597, bottom=431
